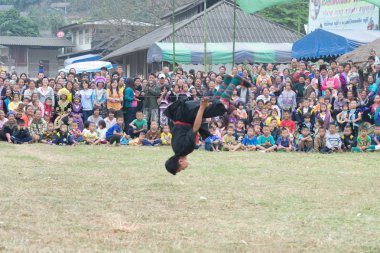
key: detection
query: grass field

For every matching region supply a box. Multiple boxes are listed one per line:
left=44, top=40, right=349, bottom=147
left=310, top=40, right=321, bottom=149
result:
left=0, top=143, right=379, bottom=253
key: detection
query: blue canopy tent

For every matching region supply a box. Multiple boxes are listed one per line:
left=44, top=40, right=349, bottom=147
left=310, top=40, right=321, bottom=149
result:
left=64, top=54, right=102, bottom=67
left=292, top=29, right=380, bottom=59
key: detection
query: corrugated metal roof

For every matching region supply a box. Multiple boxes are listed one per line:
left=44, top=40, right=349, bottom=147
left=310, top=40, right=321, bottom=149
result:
left=102, top=0, right=302, bottom=60
left=0, top=36, right=73, bottom=47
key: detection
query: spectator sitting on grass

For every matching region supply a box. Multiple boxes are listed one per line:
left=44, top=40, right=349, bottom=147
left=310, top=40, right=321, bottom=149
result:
left=352, top=126, right=377, bottom=152
left=277, top=127, right=293, bottom=152
left=223, top=126, right=241, bottom=152
left=314, top=127, right=326, bottom=153
left=106, top=116, right=126, bottom=146
left=322, top=123, right=341, bottom=153
left=205, top=127, right=221, bottom=152
left=142, top=121, right=162, bottom=146
left=341, top=126, right=356, bottom=152
left=52, top=124, right=73, bottom=146
left=11, top=119, right=32, bottom=144
left=298, top=126, right=313, bottom=153
left=241, top=127, right=257, bottom=151
left=84, top=122, right=100, bottom=145
left=257, top=125, right=276, bottom=152
left=160, top=125, right=172, bottom=146
left=104, top=108, right=116, bottom=129
left=129, top=111, right=147, bottom=138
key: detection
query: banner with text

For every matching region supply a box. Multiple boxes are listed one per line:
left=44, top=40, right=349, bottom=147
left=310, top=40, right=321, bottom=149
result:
left=308, top=0, right=379, bottom=33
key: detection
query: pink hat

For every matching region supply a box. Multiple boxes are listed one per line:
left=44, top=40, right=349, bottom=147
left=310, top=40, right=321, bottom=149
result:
left=94, top=76, right=106, bottom=85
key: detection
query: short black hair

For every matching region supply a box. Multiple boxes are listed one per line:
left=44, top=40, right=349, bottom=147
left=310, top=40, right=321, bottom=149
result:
left=17, top=119, right=25, bottom=125
left=165, top=155, right=180, bottom=175
left=98, top=120, right=106, bottom=129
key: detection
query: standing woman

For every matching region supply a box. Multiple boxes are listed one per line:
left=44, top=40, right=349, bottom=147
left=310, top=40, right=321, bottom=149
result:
left=106, top=78, right=123, bottom=116
left=123, top=78, right=138, bottom=133
left=136, top=78, right=144, bottom=112
left=93, top=76, right=107, bottom=118
left=322, top=70, right=339, bottom=97
left=38, top=77, right=55, bottom=106
left=79, top=80, right=94, bottom=122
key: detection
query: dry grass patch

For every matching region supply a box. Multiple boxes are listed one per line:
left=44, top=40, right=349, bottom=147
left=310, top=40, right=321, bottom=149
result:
left=0, top=143, right=379, bottom=252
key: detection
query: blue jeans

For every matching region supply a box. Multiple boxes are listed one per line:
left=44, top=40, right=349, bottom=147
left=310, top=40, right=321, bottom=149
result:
left=82, top=110, right=93, bottom=122
left=142, top=139, right=162, bottom=146
left=11, top=136, right=32, bottom=144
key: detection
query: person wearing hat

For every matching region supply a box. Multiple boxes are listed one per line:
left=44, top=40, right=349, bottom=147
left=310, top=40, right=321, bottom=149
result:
left=94, top=76, right=107, bottom=118
left=54, top=88, right=72, bottom=130
left=158, top=73, right=166, bottom=86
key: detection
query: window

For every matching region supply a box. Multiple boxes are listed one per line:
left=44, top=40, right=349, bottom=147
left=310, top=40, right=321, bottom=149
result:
left=79, top=30, right=83, bottom=45
left=85, top=29, right=90, bottom=44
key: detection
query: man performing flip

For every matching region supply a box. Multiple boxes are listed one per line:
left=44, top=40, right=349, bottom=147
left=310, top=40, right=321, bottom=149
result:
left=164, top=75, right=251, bottom=175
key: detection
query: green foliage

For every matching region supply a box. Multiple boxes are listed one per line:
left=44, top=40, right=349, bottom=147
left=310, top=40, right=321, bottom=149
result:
left=0, top=0, right=42, bottom=10
left=257, top=0, right=309, bottom=34
left=28, top=6, right=66, bottom=34
left=0, top=8, right=39, bottom=36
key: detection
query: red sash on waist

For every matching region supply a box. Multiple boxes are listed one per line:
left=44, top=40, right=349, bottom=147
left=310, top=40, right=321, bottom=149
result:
left=175, top=121, right=192, bottom=127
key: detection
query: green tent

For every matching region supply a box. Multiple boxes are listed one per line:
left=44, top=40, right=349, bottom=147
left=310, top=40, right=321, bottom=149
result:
left=237, top=0, right=380, bottom=13
left=147, top=42, right=293, bottom=64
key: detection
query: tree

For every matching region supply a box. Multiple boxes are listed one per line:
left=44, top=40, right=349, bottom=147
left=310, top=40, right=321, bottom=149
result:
left=28, top=6, right=66, bottom=35
left=257, top=0, right=309, bottom=34
left=0, top=9, right=39, bottom=36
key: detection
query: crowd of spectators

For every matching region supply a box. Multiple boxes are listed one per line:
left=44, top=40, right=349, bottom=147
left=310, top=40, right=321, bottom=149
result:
left=1, top=52, right=380, bottom=153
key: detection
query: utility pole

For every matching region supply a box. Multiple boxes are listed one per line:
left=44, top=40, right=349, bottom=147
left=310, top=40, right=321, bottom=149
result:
left=232, top=0, right=237, bottom=66
left=203, top=0, right=208, bottom=72
left=172, top=0, right=176, bottom=70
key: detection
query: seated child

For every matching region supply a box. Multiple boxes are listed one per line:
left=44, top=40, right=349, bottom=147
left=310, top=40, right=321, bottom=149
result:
left=298, top=126, right=313, bottom=153
left=129, top=111, right=147, bottom=138
left=323, top=123, right=342, bottom=153
left=277, top=127, right=293, bottom=152
left=352, top=127, right=377, bottom=152
left=314, top=127, right=327, bottom=153
left=104, top=108, right=116, bottom=129
left=41, top=122, right=56, bottom=144
left=298, top=113, right=315, bottom=137
left=160, top=125, right=172, bottom=145
left=222, top=126, right=241, bottom=151
left=241, top=127, right=257, bottom=151
left=341, top=126, right=356, bottom=152
left=235, top=120, right=246, bottom=142
left=269, top=121, right=279, bottom=141
left=280, top=110, right=296, bottom=135
left=142, top=121, right=162, bottom=146
left=204, top=127, right=222, bottom=152
left=257, top=125, right=277, bottom=152
left=370, top=125, right=380, bottom=147
left=11, top=119, right=32, bottom=144
left=336, top=103, right=349, bottom=132
left=70, top=121, right=83, bottom=144
left=52, top=124, right=74, bottom=145
left=130, top=132, right=145, bottom=146
left=106, top=116, right=126, bottom=146
left=83, top=122, right=100, bottom=145
left=236, top=102, right=248, bottom=122
left=97, top=120, right=108, bottom=144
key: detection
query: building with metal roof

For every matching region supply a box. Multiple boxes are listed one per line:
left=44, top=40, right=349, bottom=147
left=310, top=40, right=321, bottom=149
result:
left=0, top=36, right=73, bottom=47
left=102, top=0, right=302, bottom=77
left=0, top=36, right=73, bottom=77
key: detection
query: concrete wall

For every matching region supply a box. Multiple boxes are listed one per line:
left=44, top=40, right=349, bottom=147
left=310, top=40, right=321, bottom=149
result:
left=28, top=48, right=61, bottom=78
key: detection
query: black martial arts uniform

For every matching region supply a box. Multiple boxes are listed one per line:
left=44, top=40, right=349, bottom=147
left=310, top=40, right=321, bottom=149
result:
left=164, top=98, right=227, bottom=157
